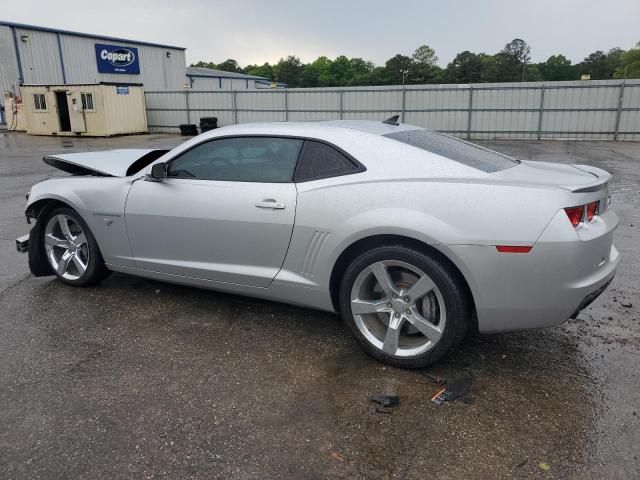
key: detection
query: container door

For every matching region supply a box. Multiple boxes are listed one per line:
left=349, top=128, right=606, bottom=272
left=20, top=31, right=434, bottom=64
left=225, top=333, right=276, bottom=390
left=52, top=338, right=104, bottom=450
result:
left=68, top=92, right=86, bottom=133
left=55, top=91, right=71, bottom=132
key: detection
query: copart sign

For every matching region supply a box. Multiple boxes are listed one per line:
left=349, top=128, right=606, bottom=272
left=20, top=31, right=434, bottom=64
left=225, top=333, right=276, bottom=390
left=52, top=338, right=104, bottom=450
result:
left=95, top=44, right=140, bottom=74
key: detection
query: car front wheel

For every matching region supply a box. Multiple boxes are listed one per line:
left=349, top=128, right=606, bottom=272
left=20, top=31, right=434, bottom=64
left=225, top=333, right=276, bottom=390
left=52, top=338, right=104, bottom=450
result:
left=42, top=207, right=111, bottom=286
left=339, top=245, right=470, bottom=368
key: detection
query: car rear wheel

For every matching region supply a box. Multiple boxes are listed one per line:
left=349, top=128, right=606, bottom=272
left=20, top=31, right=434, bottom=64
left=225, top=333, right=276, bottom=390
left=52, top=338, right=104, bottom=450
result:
left=339, top=245, right=469, bottom=368
left=42, top=207, right=110, bottom=286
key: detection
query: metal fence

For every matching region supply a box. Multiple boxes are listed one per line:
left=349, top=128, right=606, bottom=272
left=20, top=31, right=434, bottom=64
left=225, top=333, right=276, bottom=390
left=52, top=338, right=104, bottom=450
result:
left=145, top=79, right=640, bottom=140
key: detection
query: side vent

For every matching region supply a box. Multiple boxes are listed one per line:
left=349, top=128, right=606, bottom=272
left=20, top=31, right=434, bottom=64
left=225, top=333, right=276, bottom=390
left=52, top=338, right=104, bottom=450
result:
left=301, top=231, right=330, bottom=277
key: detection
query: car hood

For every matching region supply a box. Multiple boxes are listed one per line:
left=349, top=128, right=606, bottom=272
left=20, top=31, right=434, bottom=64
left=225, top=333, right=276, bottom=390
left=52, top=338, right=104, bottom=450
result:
left=43, top=149, right=170, bottom=177
left=492, top=160, right=611, bottom=192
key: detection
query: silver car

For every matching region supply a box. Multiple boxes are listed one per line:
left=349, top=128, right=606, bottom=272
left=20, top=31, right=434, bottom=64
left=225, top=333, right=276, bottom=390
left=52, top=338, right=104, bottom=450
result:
left=17, top=119, right=620, bottom=368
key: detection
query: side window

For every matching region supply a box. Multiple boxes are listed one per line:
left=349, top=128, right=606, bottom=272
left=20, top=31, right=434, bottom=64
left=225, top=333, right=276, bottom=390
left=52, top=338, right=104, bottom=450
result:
left=81, top=93, right=94, bottom=110
left=294, top=141, right=362, bottom=182
left=167, top=137, right=303, bottom=182
left=33, top=94, right=47, bottom=110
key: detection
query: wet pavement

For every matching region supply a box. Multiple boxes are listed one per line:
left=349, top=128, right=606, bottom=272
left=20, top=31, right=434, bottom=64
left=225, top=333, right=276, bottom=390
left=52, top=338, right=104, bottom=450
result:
left=0, top=132, right=638, bottom=479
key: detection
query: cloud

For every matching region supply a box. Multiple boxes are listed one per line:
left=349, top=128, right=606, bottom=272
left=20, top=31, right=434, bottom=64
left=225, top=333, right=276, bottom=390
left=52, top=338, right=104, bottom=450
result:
left=4, top=0, right=639, bottom=67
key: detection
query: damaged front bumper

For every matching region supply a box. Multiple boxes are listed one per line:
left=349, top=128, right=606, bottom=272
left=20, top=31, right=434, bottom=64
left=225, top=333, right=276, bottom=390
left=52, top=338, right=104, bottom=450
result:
left=16, top=234, right=29, bottom=253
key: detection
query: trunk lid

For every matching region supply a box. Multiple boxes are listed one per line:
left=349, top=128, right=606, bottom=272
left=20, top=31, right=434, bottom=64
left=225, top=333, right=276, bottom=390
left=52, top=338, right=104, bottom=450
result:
left=43, top=149, right=170, bottom=177
left=493, top=160, right=611, bottom=192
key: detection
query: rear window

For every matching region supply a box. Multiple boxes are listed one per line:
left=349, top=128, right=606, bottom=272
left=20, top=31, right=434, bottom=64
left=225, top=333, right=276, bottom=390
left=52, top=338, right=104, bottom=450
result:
left=384, top=129, right=519, bottom=173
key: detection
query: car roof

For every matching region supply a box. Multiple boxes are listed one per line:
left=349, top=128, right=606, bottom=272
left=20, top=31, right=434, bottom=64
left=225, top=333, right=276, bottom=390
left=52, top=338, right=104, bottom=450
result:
left=208, top=120, right=423, bottom=138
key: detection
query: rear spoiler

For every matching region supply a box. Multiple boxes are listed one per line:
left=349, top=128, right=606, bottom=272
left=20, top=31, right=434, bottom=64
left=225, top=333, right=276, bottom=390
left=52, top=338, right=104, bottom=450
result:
left=566, top=164, right=612, bottom=193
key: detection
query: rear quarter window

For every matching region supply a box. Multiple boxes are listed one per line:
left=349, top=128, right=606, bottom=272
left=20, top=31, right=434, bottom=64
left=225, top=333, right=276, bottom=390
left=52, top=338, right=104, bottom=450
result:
left=384, top=130, right=519, bottom=173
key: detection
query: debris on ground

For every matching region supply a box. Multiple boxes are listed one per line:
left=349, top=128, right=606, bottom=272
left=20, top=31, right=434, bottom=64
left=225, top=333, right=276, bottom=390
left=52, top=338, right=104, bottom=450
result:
left=420, top=372, right=447, bottom=386
left=368, top=394, right=400, bottom=414
left=430, top=374, right=473, bottom=406
left=538, top=462, right=551, bottom=471
left=620, top=302, right=633, bottom=308
left=329, top=450, right=346, bottom=462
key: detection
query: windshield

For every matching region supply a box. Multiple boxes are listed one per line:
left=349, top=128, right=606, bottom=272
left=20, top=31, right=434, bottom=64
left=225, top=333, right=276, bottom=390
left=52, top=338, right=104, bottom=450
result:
left=384, top=129, right=519, bottom=173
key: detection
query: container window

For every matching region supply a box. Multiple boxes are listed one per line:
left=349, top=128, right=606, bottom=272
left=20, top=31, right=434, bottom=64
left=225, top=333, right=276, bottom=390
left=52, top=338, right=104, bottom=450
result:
left=81, top=93, right=94, bottom=110
left=33, top=94, right=47, bottom=111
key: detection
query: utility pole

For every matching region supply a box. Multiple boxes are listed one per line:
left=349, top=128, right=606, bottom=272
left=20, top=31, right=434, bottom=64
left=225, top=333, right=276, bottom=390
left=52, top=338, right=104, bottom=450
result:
left=401, top=69, right=409, bottom=86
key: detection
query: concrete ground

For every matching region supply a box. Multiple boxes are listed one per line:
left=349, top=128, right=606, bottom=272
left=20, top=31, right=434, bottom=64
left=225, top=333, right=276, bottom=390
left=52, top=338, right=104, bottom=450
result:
left=0, top=131, right=638, bottom=479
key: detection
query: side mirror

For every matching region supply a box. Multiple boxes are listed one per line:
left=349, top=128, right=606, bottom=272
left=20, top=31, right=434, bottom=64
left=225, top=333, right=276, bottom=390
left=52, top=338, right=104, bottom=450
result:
left=146, top=163, right=167, bottom=182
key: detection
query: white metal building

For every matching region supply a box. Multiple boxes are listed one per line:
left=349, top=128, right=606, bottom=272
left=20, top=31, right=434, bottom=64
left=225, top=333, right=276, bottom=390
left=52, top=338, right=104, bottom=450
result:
left=0, top=20, right=187, bottom=125
left=186, top=67, right=286, bottom=90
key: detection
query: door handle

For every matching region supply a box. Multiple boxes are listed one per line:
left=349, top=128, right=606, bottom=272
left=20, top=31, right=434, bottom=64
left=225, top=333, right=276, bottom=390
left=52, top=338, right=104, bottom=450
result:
left=255, top=200, right=286, bottom=210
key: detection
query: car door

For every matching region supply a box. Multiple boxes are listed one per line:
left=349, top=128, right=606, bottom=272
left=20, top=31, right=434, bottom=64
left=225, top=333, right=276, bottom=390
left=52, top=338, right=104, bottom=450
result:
left=124, top=136, right=302, bottom=287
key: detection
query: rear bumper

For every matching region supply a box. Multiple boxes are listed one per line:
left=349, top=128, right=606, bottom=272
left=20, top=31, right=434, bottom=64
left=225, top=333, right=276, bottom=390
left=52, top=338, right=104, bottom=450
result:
left=570, top=276, right=614, bottom=319
left=445, top=208, right=620, bottom=333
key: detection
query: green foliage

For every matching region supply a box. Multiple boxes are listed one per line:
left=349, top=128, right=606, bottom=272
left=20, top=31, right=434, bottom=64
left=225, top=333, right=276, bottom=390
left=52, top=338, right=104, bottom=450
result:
left=244, top=63, right=275, bottom=80
left=614, top=44, right=640, bottom=79
left=579, top=48, right=623, bottom=79
left=190, top=38, right=637, bottom=87
left=445, top=51, right=485, bottom=83
left=274, top=56, right=304, bottom=86
left=536, top=55, right=578, bottom=81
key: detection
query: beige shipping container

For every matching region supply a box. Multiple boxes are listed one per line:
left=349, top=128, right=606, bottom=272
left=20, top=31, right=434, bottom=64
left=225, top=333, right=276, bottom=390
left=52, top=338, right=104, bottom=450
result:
left=20, top=83, right=147, bottom=136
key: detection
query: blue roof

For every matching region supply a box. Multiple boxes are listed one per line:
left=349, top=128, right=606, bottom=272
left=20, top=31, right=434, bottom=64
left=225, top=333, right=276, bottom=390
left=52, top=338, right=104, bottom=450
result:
left=0, top=20, right=185, bottom=50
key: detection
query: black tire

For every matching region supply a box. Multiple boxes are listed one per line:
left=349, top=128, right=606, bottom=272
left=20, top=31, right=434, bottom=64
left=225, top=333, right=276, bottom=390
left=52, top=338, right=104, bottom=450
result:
left=42, top=207, right=111, bottom=287
left=339, top=245, right=470, bottom=368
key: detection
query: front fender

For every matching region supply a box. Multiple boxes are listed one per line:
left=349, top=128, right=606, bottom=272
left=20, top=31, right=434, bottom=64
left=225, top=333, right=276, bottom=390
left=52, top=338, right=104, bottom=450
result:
left=25, top=177, right=135, bottom=268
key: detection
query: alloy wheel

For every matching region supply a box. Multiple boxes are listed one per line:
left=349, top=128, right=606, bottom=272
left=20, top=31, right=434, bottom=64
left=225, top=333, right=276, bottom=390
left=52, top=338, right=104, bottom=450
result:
left=350, top=260, right=447, bottom=357
left=44, top=214, right=90, bottom=281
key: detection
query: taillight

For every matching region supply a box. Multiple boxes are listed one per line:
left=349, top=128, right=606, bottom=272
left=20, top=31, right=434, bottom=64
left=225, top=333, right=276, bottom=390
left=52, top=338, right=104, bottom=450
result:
left=564, top=206, right=584, bottom=228
left=586, top=201, right=599, bottom=221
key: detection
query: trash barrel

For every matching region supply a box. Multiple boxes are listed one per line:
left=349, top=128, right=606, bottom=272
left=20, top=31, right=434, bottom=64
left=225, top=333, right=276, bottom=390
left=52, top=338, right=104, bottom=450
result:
left=179, top=124, right=198, bottom=136
left=199, top=117, right=218, bottom=133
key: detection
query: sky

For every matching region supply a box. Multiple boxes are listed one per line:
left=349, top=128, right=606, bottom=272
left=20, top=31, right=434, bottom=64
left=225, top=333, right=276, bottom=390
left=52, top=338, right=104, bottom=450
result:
left=4, top=0, right=639, bottom=67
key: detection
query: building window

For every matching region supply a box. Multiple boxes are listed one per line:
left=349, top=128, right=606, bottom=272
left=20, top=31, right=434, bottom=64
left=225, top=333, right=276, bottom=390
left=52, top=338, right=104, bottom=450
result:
left=33, top=94, right=47, bottom=111
left=81, top=93, right=94, bottom=110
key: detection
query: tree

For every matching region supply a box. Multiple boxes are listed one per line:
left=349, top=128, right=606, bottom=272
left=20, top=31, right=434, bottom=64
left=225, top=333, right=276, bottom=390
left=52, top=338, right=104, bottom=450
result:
left=537, top=55, right=578, bottom=81
left=579, top=49, right=624, bottom=79
left=244, top=63, right=275, bottom=80
left=383, top=54, right=413, bottom=84
left=190, top=60, right=216, bottom=69
left=494, top=38, right=532, bottom=81
left=274, top=56, right=304, bottom=87
left=215, top=59, right=243, bottom=73
left=299, top=56, right=333, bottom=87
left=411, top=45, right=439, bottom=83
left=345, top=58, right=375, bottom=86
left=479, top=55, right=499, bottom=82
left=445, top=51, right=485, bottom=83
left=614, top=42, right=640, bottom=78
left=412, top=45, right=438, bottom=67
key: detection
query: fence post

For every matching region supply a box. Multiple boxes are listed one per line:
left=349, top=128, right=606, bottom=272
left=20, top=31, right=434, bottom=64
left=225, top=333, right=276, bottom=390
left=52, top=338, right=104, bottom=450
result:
left=466, top=85, right=474, bottom=140
left=184, top=90, right=191, bottom=124
left=284, top=90, right=289, bottom=122
left=339, top=90, right=344, bottom=120
left=537, top=85, right=545, bottom=141
left=401, top=86, right=406, bottom=123
left=614, top=81, right=626, bottom=141
left=232, top=90, right=238, bottom=125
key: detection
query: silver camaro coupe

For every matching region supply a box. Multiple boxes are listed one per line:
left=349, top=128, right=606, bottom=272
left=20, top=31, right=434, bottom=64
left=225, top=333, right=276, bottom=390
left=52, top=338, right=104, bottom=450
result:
left=17, top=118, right=620, bottom=367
